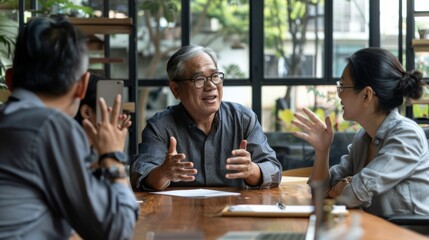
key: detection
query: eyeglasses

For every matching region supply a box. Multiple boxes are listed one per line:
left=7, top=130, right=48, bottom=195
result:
left=336, top=81, right=354, bottom=94
left=177, top=72, right=224, bottom=89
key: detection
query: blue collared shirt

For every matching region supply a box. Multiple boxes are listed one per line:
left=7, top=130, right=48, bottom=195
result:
left=0, top=89, right=139, bottom=239
left=132, top=101, right=282, bottom=190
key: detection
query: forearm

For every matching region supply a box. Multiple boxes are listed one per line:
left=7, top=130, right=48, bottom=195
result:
left=144, top=167, right=171, bottom=190
left=311, top=149, right=331, bottom=181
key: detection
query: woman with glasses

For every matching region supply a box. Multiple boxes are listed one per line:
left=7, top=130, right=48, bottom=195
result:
left=131, top=45, right=282, bottom=191
left=292, top=47, right=429, bottom=217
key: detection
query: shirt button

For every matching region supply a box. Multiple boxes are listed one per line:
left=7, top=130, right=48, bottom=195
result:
left=374, top=139, right=380, bottom=145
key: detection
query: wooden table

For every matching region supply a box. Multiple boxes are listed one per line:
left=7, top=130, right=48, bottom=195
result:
left=133, top=177, right=429, bottom=240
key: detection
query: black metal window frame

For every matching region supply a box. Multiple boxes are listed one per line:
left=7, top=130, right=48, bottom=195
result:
left=16, top=0, right=412, bottom=157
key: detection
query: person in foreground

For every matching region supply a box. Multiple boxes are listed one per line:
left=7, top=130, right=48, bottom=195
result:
left=131, top=45, right=282, bottom=190
left=0, top=16, right=138, bottom=239
left=292, top=47, right=429, bottom=217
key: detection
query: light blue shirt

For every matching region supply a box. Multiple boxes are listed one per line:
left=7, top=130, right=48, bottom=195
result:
left=317, top=109, right=429, bottom=216
left=0, top=89, right=139, bottom=239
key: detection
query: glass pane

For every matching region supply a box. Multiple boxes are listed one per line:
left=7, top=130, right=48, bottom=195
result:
left=262, top=85, right=359, bottom=133
left=412, top=85, right=429, bottom=113
left=223, top=86, right=251, bottom=108
left=415, top=0, right=429, bottom=12
left=413, top=0, right=429, bottom=76
left=136, top=86, right=178, bottom=139
left=84, top=0, right=133, bottom=78
left=415, top=52, right=429, bottom=77
left=380, top=0, right=400, bottom=57
left=264, top=0, right=324, bottom=78
left=136, top=0, right=182, bottom=79
left=0, top=10, right=18, bottom=76
left=98, top=33, right=130, bottom=79
left=333, top=0, right=368, bottom=78
left=190, top=0, right=249, bottom=79
left=413, top=0, right=429, bottom=40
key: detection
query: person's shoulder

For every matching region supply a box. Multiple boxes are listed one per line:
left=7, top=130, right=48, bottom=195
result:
left=39, top=108, right=81, bottom=131
left=221, top=101, right=254, bottom=115
left=2, top=106, right=81, bottom=136
left=390, top=111, right=420, bottom=129
left=386, top=111, right=426, bottom=137
left=220, top=101, right=257, bottom=126
left=8, top=106, right=60, bottom=126
left=147, top=104, right=179, bottom=123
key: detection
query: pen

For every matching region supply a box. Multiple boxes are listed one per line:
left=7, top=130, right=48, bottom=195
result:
left=276, top=202, right=286, bottom=210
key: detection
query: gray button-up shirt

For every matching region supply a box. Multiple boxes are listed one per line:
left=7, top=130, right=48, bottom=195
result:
left=0, top=89, right=139, bottom=239
left=318, top=109, right=429, bottom=216
left=132, top=102, right=282, bottom=190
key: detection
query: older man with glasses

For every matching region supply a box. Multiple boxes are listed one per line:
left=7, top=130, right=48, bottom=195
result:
left=131, top=45, right=282, bottom=191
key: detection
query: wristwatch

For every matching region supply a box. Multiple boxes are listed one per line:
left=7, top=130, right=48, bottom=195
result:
left=102, top=166, right=128, bottom=181
left=98, top=151, right=128, bottom=165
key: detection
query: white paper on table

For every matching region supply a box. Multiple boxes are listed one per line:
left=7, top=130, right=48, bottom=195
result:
left=150, top=188, right=241, bottom=198
left=222, top=204, right=348, bottom=217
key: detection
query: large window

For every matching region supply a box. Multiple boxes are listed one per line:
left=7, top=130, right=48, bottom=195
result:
left=1, top=0, right=410, bottom=138
left=125, top=0, right=401, bottom=134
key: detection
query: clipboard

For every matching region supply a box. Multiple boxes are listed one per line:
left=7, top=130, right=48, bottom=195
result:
left=220, top=204, right=348, bottom=218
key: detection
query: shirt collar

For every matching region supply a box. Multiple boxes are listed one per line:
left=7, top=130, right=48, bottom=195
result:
left=175, top=102, right=221, bottom=130
left=3, top=88, right=45, bottom=114
left=366, top=108, right=401, bottom=146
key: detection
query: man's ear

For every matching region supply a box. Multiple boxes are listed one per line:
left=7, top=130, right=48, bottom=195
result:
left=75, top=72, right=90, bottom=99
left=5, top=68, right=14, bottom=91
left=169, top=80, right=180, bottom=99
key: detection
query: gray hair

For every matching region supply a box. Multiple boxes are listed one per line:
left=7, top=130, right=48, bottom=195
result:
left=166, top=45, right=218, bottom=81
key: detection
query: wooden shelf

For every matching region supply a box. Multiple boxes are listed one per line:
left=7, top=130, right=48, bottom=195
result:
left=123, top=102, right=135, bottom=113
left=411, top=39, right=429, bottom=52
left=68, top=17, right=132, bottom=35
left=89, top=57, right=124, bottom=64
left=414, top=11, right=429, bottom=17
left=405, top=98, right=429, bottom=107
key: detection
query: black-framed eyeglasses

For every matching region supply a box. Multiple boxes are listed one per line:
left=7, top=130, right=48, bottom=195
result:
left=336, top=81, right=354, bottom=94
left=176, top=72, right=224, bottom=89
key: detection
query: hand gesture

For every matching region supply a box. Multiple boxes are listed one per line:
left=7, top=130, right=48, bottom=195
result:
left=226, top=140, right=257, bottom=180
left=160, top=136, right=197, bottom=182
left=291, top=107, right=334, bottom=152
left=82, top=95, right=129, bottom=155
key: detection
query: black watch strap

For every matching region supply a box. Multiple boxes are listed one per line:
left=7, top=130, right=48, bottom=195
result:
left=95, top=166, right=128, bottom=181
left=98, top=151, right=128, bottom=165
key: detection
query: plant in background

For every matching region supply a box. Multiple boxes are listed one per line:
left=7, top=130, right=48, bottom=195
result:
left=223, top=64, right=245, bottom=78
left=1, top=0, right=92, bottom=94
left=34, top=0, right=93, bottom=17
left=0, top=0, right=18, bottom=90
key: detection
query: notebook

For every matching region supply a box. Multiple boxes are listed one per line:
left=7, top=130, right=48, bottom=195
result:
left=217, top=180, right=326, bottom=240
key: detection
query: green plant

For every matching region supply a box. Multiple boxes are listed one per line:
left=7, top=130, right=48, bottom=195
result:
left=34, top=0, right=93, bottom=17
left=0, top=0, right=18, bottom=89
left=223, top=64, right=246, bottom=78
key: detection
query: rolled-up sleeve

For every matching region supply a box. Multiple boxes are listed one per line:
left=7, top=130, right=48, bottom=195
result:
left=132, top=120, right=170, bottom=191
left=244, top=108, right=282, bottom=188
